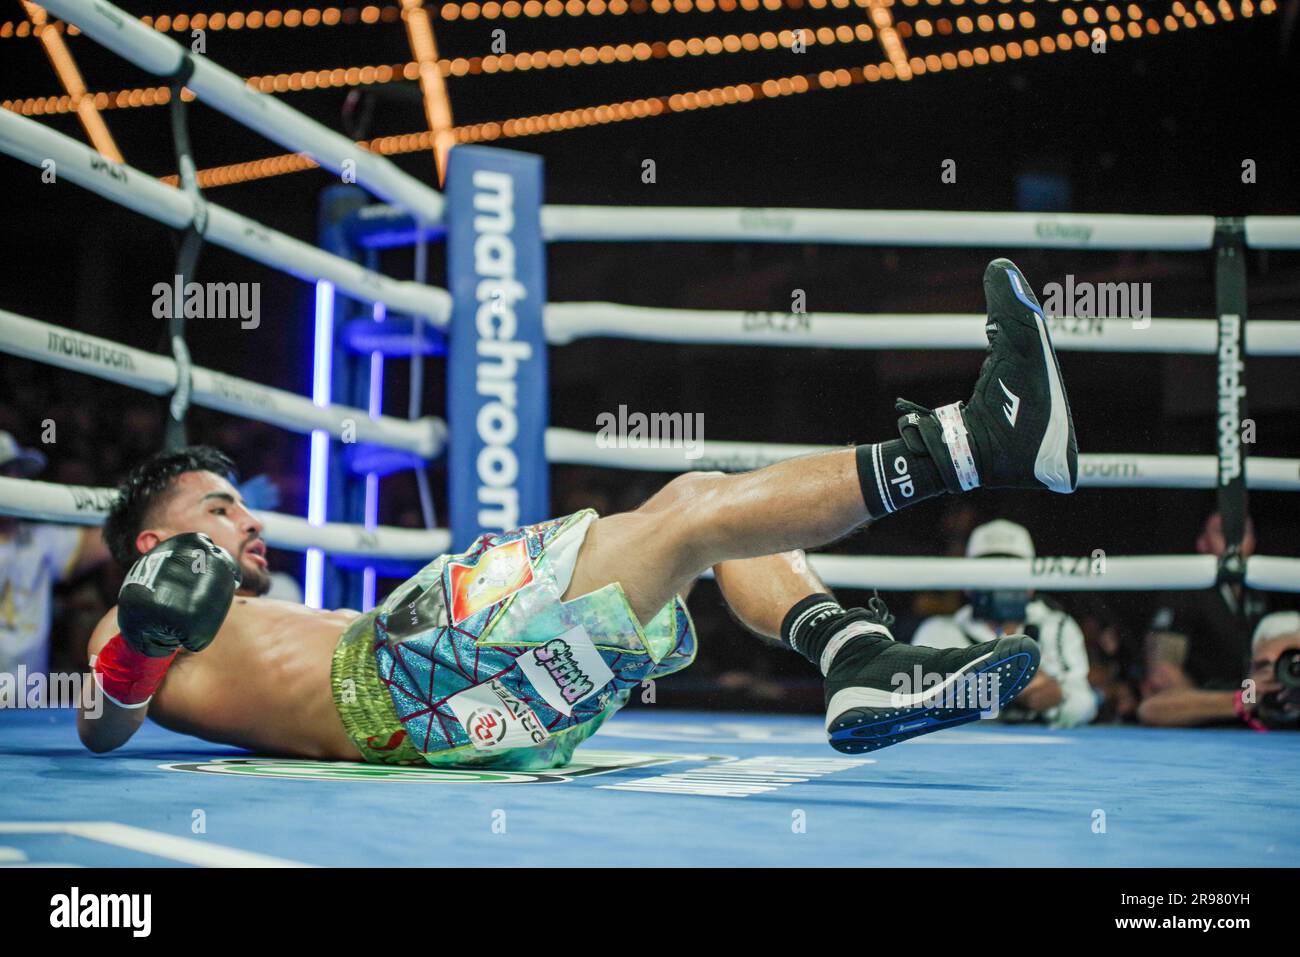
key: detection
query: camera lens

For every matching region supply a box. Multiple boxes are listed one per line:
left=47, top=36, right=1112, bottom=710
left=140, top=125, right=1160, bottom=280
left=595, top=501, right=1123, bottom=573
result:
left=1276, top=649, right=1300, bottom=690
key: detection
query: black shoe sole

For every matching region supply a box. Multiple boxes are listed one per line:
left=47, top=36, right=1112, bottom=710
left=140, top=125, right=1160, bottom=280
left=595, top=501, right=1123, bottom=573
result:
left=826, top=636, right=1040, bottom=755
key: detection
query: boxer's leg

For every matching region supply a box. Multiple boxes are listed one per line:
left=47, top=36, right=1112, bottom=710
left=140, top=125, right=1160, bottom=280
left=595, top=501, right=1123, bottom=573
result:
left=563, top=452, right=864, bottom=624
left=565, top=259, right=1074, bottom=754
left=564, top=462, right=1041, bottom=757
left=713, top=550, right=829, bottom=640
left=567, top=258, right=1079, bottom=628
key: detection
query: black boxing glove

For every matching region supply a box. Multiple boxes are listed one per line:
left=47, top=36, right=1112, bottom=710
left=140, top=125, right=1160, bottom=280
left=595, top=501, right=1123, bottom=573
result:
left=117, top=532, right=241, bottom=657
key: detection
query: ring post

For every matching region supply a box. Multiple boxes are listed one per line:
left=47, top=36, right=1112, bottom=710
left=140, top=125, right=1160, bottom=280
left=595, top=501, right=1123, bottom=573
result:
left=445, top=146, right=549, bottom=551
left=317, top=185, right=373, bottom=610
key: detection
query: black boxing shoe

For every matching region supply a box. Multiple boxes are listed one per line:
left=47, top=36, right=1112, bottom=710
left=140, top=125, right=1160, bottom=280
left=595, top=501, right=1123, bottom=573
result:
left=895, top=258, right=1078, bottom=494
left=824, top=625, right=1041, bottom=755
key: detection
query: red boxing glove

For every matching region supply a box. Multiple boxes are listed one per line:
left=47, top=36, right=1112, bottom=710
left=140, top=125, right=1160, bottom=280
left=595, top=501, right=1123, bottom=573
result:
left=92, top=634, right=177, bottom=708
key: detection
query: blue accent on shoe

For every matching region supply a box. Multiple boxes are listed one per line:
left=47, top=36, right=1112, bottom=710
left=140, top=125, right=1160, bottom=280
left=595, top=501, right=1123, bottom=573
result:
left=827, top=647, right=1039, bottom=754
left=1007, top=268, right=1046, bottom=319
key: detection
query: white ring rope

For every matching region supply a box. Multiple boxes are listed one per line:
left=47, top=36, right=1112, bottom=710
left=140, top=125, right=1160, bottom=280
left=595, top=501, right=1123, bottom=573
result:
left=1244, top=556, right=1300, bottom=593
left=541, top=206, right=1218, bottom=250
left=0, top=476, right=450, bottom=561
left=1245, top=217, right=1300, bottom=251
left=808, top=554, right=1298, bottom=594
left=5, top=472, right=1288, bottom=592
left=259, top=512, right=449, bottom=561
left=545, top=428, right=1300, bottom=492
left=804, top=554, right=1236, bottom=592
left=1249, top=320, right=1300, bottom=356
left=39, top=0, right=445, bottom=227
left=544, top=304, right=1300, bottom=356
left=0, top=109, right=450, bottom=323
left=541, top=206, right=1300, bottom=250
left=0, top=309, right=446, bottom=459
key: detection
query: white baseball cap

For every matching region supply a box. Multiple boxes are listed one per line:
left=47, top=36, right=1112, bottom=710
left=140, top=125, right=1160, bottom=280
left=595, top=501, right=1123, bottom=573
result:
left=966, top=520, right=1036, bottom=560
left=1252, top=611, right=1300, bottom=653
left=0, top=431, right=46, bottom=478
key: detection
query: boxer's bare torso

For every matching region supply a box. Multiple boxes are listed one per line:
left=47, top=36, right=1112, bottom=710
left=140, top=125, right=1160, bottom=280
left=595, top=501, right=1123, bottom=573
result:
left=85, top=597, right=364, bottom=760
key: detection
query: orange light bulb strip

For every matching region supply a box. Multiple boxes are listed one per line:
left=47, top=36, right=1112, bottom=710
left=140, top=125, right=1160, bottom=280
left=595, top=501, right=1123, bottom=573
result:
left=159, top=9, right=1247, bottom=190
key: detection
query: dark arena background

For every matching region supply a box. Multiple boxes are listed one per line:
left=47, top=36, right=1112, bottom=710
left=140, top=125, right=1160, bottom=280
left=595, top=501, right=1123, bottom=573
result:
left=0, top=0, right=1297, bottom=902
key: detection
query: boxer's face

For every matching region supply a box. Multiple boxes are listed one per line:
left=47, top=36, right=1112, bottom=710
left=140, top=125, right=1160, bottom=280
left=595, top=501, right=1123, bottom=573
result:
left=137, top=470, right=272, bottom=597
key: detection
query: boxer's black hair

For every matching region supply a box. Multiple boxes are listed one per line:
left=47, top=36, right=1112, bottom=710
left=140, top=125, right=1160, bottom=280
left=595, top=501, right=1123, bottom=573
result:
left=104, top=446, right=239, bottom=566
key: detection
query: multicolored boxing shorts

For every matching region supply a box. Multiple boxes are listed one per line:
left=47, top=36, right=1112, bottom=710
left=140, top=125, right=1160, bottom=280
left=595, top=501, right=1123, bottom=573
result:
left=331, top=509, right=696, bottom=769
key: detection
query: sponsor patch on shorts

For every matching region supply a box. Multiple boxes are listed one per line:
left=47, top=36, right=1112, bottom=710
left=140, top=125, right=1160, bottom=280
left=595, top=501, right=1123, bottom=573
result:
left=448, top=538, right=535, bottom=624
left=516, top=625, right=616, bottom=716
left=382, top=583, right=450, bottom=641
left=447, top=678, right=551, bottom=751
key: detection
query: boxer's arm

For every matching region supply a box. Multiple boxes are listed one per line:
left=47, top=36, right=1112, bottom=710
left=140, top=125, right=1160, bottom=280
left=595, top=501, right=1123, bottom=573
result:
left=78, top=532, right=240, bottom=754
left=78, top=610, right=150, bottom=753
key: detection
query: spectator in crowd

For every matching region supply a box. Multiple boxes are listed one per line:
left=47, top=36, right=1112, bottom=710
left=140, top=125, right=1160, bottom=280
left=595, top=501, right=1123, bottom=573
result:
left=0, top=431, right=111, bottom=675
left=1138, top=611, right=1300, bottom=729
left=911, top=519, right=1099, bottom=728
left=1141, top=512, right=1267, bottom=701
left=1078, top=613, right=1141, bottom=723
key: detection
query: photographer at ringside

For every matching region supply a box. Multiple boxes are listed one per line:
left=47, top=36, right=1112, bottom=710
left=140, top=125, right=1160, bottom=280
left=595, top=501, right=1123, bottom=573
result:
left=1138, top=611, right=1300, bottom=730
left=911, top=520, right=1099, bottom=728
